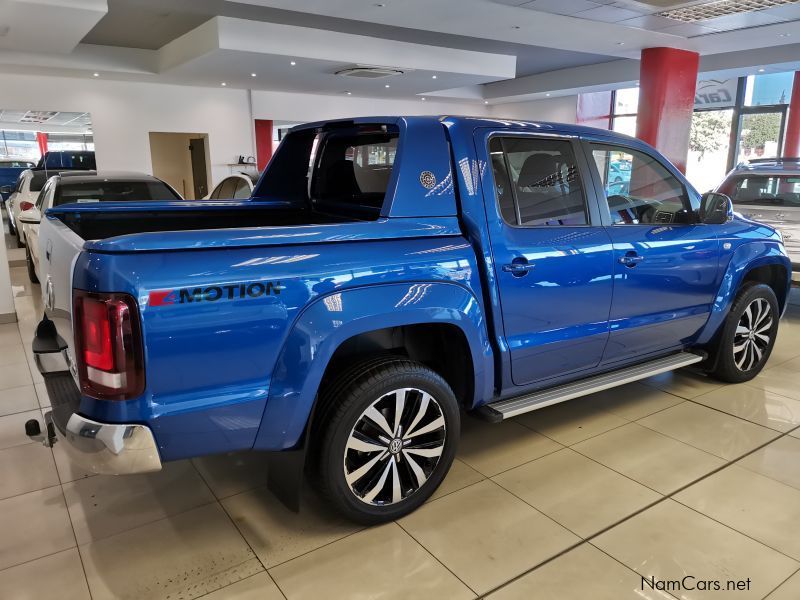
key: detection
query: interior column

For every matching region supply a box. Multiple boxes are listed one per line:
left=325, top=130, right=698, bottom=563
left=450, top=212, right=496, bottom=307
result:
left=784, top=71, right=800, bottom=157
left=635, top=47, right=699, bottom=173
left=36, top=132, right=48, bottom=157
left=254, top=119, right=273, bottom=171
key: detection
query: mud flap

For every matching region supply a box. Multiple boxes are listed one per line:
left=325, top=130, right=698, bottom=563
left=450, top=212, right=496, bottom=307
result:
left=267, top=448, right=306, bottom=513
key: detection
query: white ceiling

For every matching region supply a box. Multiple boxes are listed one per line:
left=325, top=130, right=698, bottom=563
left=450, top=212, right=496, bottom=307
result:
left=0, top=0, right=797, bottom=104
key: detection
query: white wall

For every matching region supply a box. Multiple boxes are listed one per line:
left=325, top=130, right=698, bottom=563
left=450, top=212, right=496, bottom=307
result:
left=0, top=73, right=253, bottom=186
left=251, top=89, right=487, bottom=122
left=0, top=73, right=488, bottom=186
left=489, top=95, right=578, bottom=124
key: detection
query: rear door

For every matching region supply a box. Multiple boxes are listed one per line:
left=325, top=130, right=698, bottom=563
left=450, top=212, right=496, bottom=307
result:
left=584, top=140, right=720, bottom=364
left=479, top=131, right=614, bottom=386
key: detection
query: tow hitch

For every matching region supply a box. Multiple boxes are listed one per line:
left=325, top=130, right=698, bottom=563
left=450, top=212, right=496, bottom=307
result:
left=24, top=416, right=57, bottom=448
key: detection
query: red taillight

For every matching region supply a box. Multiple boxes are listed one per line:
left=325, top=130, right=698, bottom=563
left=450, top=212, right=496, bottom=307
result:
left=73, top=290, right=145, bottom=400
left=19, top=201, right=34, bottom=211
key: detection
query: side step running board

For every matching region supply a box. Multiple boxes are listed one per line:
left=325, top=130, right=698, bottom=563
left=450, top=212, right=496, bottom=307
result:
left=477, top=352, right=705, bottom=422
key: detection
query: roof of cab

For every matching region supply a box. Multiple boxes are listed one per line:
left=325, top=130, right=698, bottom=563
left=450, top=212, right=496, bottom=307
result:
left=729, top=158, right=800, bottom=175
left=289, top=115, right=635, bottom=141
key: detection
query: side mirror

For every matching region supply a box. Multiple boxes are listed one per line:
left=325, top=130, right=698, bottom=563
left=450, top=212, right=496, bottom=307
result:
left=699, top=192, right=733, bottom=225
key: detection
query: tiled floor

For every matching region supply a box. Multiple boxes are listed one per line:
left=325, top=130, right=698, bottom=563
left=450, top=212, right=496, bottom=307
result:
left=2, top=218, right=800, bottom=599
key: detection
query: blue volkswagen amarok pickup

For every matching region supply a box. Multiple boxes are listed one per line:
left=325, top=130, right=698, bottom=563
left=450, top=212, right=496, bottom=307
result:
left=30, top=116, right=790, bottom=524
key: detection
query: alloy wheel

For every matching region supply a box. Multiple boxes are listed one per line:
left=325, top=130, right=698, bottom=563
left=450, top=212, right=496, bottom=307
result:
left=733, top=297, right=772, bottom=371
left=343, top=387, right=446, bottom=506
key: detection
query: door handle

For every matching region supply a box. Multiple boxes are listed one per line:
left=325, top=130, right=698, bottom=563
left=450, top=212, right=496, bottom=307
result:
left=618, top=253, right=644, bottom=267
left=502, top=262, right=535, bottom=276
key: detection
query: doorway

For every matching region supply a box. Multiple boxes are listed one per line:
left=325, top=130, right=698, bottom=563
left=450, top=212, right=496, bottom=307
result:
left=148, top=132, right=210, bottom=199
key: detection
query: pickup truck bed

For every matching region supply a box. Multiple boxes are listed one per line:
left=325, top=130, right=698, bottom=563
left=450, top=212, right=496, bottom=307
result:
left=32, top=116, right=791, bottom=524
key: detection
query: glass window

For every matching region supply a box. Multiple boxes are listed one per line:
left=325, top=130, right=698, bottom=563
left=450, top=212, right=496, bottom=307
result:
left=686, top=109, right=734, bottom=193
left=591, top=144, right=691, bottom=225
left=745, top=72, right=794, bottom=107
left=311, top=129, right=399, bottom=207
left=738, top=112, right=783, bottom=162
left=614, top=87, right=640, bottom=114
left=53, top=180, right=181, bottom=206
left=723, top=176, right=800, bottom=206
left=612, top=115, right=637, bottom=137
left=216, top=177, right=239, bottom=199
left=489, top=137, right=588, bottom=227
left=233, top=177, right=251, bottom=199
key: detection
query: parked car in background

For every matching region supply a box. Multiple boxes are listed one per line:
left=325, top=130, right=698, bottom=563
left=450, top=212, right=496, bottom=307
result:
left=18, top=171, right=182, bottom=283
left=206, top=172, right=258, bottom=199
left=717, top=157, right=800, bottom=276
left=36, top=150, right=96, bottom=171
left=33, top=117, right=789, bottom=524
left=0, top=159, right=35, bottom=200
left=7, top=170, right=52, bottom=246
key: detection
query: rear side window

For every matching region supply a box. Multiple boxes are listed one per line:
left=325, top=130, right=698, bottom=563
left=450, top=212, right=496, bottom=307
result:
left=30, top=172, right=49, bottom=192
left=254, top=124, right=399, bottom=221
left=215, top=177, right=239, bottom=199
left=233, top=177, right=252, bottom=199
left=53, top=180, right=181, bottom=206
left=724, top=176, right=800, bottom=206
left=489, top=136, right=588, bottom=226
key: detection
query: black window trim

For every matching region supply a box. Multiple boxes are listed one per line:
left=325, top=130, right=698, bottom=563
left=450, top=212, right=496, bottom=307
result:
left=584, top=139, right=695, bottom=227
left=486, top=132, right=597, bottom=229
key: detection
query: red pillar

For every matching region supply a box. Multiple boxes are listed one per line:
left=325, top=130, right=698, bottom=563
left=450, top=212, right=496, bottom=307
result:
left=635, top=47, right=699, bottom=173
left=254, top=120, right=273, bottom=171
left=36, top=132, right=48, bottom=157
left=784, top=71, right=800, bottom=157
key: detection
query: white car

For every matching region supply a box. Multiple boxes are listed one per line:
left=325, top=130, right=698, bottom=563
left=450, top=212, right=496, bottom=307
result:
left=19, top=171, right=182, bottom=283
left=6, top=169, right=50, bottom=247
left=206, top=172, right=258, bottom=199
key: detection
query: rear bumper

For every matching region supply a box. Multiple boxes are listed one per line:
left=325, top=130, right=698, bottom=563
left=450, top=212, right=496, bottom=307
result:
left=36, top=334, right=161, bottom=475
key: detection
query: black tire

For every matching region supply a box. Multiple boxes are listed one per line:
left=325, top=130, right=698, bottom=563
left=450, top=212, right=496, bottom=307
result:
left=708, top=283, right=779, bottom=383
left=16, top=230, right=24, bottom=248
left=313, top=357, right=459, bottom=524
left=26, top=246, right=38, bottom=284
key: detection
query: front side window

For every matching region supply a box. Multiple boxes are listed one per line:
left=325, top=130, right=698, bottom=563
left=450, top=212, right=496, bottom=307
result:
left=489, top=137, right=588, bottom=226
left=591, top=144, right=691, bottom=225
left=722, top=175, right=800, bottom=206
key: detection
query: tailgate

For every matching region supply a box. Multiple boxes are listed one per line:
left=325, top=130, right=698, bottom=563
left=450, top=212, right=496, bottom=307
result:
left=38, top=215, right=85, bottom=384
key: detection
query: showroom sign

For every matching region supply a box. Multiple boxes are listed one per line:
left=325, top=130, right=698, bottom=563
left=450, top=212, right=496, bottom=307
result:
left=694, top=78, right=737, bottom=109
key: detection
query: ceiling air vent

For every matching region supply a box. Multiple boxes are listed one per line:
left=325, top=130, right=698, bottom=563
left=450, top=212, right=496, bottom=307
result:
left=335, top=65, right=406, bottom=78
left=658, top=0, right=800, bottom=22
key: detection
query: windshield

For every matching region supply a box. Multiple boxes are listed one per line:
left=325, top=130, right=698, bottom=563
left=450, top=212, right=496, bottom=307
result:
left=723, top=175, right=800, bottom=206
left=54, top=180, right=181, bottom=206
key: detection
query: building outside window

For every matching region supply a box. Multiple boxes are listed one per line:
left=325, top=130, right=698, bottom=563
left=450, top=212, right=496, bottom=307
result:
left=580, top=71, right=796, bottom=193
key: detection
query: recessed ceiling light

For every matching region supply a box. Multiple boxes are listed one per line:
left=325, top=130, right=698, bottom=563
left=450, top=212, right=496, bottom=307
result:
left=421, top=97, right=426, bottom=101
left=617, top=42, right=625, bottom=46
left=546, top=93, right=551, bottom=97
left=251, top=73, right=257, bottom=77
left=484, top=100, right=489, bottom=104
left=345, top=91, right=352, bottom=95
left=92, top=72, right=99, bottom=77
left=374, top=2, right=385, bottom=6
left=758, top=68, right=765, bottom=72
left=221, top=82, right=227, bottom=86
left=290, top=61, right=296, bottom=66
left=512, top=25, right=521, bottom=29
left=385, top=84, right=390, bottom=88
left=779, top=32, right=791, bottom=37
left=432, top=75, right=437, bottom=79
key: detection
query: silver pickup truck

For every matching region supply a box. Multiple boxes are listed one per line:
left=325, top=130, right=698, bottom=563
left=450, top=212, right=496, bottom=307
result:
left=717, top=157, right=800, bottom=281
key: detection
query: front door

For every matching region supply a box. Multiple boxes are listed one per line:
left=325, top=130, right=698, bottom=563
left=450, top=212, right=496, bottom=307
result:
left=586, top=141, right=720, bottom=364
left=483, top=134, right=614, bottom=386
